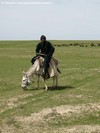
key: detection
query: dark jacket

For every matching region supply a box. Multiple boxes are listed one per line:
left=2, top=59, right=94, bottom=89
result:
left=36, top=41, right=55, bottom=57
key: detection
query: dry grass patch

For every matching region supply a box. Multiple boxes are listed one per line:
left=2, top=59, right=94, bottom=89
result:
left=53, top=125, right=100, bottom=133
left=0, top=93, right=33, bottom=114
left=3, top=103, right=98, bottom=133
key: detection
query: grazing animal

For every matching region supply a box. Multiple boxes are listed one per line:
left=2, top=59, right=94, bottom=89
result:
left=21, top=56, right=60, bottom=90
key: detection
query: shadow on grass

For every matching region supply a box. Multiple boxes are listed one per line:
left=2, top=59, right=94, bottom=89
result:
left=48, top=85, right=74, bottom=91
left=22, top=85, right=74, bottom=91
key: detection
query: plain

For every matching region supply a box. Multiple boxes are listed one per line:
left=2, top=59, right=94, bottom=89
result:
left=0, top=40, right=100, bottom=133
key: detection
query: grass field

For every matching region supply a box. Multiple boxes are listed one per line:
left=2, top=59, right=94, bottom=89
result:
left=0, top=40, right=100, bottom=133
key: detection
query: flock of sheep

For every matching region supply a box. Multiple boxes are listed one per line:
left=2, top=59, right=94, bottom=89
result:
left=54, top=43, right=100, bottom=47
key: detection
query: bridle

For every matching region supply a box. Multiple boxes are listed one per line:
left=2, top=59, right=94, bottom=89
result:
left=22, top=74, right=28, bottom=87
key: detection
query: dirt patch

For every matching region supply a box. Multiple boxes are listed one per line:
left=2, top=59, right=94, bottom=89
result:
left=0, top=93, right=33, bottom=114
left=53, top=125, right=100, bottom=133
left=1, top=123, right=100, bottom=133
left=0, top=124, right=17, bottom=133
left=1, top=103, right=100, bottom=133
left=51, top=94, right=83, bottom=102
left=16, top=103, right=100, bottom=123
left=54, top=103, right=100, bottom=116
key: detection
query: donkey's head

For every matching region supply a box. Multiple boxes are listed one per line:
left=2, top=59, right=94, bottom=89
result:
left=21, top=71, right=30, bottom=89
left=21, top=56, right=44, bottom=89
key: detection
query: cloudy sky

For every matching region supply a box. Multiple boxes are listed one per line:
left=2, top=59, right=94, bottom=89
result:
left=0, top=0, right=100, bottom=40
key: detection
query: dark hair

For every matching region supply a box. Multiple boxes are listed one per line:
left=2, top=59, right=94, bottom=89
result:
left=40, top=35, right=46, bottom=40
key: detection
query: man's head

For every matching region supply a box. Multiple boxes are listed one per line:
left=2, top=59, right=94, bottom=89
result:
left=40, top=35, right=46, bottom=43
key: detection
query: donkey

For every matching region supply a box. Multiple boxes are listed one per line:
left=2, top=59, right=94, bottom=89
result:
left=21, top=56, right=60, bottom=91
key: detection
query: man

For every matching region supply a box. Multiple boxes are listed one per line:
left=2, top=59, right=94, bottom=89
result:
left=31, top=35, right=55, bottom=77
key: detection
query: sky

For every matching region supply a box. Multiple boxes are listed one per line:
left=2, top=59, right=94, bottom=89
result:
left=0, top=0, right=100, bottom=40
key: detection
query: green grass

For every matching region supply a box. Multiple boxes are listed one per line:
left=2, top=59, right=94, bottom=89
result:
left=0, top=40, right=100, bottom=132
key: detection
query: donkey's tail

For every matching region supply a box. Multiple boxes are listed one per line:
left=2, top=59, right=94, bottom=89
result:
left=57, top=68, right=61, bottom=74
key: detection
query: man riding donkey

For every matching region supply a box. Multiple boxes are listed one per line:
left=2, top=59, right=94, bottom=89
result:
left=31, top=35, right=55, bottom=78
left=21, top=35, right=61, bottom=90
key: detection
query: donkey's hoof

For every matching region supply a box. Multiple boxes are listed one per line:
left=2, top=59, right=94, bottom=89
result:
left=45, top=87, right=48, bottom=91
left=22, top=87, right=28, bottom=90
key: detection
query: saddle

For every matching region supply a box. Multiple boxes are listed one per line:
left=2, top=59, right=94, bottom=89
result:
left=36, top=56, right=58, bottom=79
left=48, top=57, right=58, bottom=77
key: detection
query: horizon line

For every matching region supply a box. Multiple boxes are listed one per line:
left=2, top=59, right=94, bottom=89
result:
left=0, top=39, right=100, bottom=41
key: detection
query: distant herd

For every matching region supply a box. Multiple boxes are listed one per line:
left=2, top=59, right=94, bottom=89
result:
left=54, top=43, right=100, bottom=47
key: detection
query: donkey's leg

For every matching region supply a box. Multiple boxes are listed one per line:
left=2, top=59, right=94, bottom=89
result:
left=33, top=75, right=38, bottom=89
left=52, top=77, right=55, bottom=87
left=52, top=76, right=58, bottom=87
left=37, top=75, right=40, bottom=89
left=41, top=78, right=48, bottom=91
left=55, top=76, right=58, bottom=87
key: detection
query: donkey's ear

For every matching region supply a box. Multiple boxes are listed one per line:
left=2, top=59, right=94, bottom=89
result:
left=22, top=71, right=26, bottom=75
